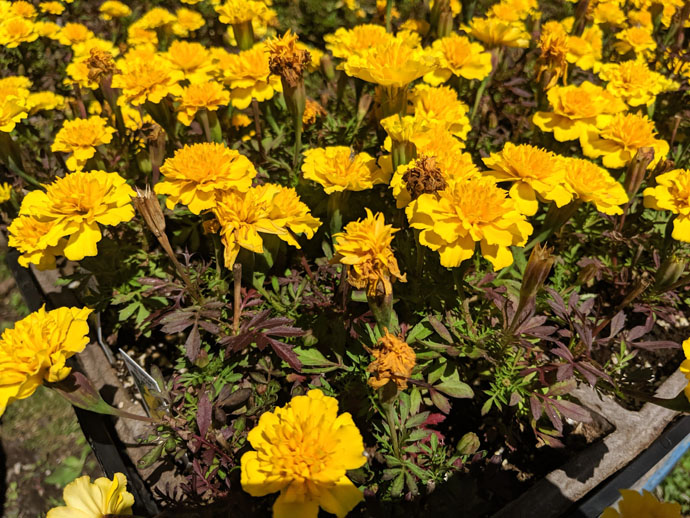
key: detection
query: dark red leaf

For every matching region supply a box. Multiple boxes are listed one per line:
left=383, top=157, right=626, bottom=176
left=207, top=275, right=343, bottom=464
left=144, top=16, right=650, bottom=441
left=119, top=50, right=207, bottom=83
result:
left=185, top=321, right=201, bottom=361
left=197, top=392, right=212, bottom=438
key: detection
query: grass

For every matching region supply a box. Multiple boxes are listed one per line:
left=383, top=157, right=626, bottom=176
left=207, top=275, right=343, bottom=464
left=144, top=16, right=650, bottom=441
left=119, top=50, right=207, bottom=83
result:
left=657, top=448, right=690, bottom=513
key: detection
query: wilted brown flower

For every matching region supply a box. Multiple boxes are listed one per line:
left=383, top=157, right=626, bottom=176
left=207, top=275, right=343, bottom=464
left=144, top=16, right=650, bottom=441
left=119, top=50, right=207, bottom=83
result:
left=367, top=332, right=416, bottom=390
left=85, top=48, right=117, bottom=84
left=402, top=156, right=448, bottom=200
left=267, top=30, right=311, bottom=88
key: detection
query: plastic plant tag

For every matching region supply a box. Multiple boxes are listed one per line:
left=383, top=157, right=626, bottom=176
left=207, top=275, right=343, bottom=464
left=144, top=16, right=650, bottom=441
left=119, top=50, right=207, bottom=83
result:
left=119, top=348, right=169, bottom=419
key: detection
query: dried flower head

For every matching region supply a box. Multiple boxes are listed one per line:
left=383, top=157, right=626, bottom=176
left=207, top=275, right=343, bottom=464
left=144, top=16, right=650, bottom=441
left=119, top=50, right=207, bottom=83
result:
left=85, top=48, right=117, bottom=83
left=402, top=156, right=448, bottom=200
left=367, top=332, right=416, bottom=389
left=267, top=30, right=311, bottom=87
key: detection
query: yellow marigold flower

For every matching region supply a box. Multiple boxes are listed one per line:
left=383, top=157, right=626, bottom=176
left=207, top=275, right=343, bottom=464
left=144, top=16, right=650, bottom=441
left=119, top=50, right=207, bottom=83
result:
left=407, top=176, right=532, bottom=269
left=302, top=98, right=326, bottom=125
left=532, top=81, right=626, bottom=142
left=9, top=0, right=36, bottom=19
left=214, top=43, right=282, bottom=110
left=302, top=147, right=390, bottom=194
left=47, top=473, right=134, bottom=518
left=232, top=112, right=252, bottom=129
left=391, top=151, right=477, bottom=208
left=0, top=306, right=92, bottom=416
left=173, top=7, right=205, bottom=37
left=127, top=22, right=158, bottom=47
left=333, top=209, right=405, bottom=298
left=613, top=26, right=656, bottom=59
left=536, top=25, right=570, bottom=89
left=33, top=21, right=61, bottom=39
left=19, top=170, right=135, bottom=261
left=156, top=143, right=256, bottom=214
left=424, top=33, right=492, bottom=84
left=0, top=17, right=37, bottom=48
left=99, top=0, right=132, bottom=20
left=112, top=55, right=183, bottom=106
left=343, top=37, right=436, bottom=88
left=7, top=216, right=65, bottom=269
left=400, top=18, right=430, bottom=35
left=367, top=332, right=416, bottom=390
left=27, top=91, right=66, bottom=113
left=72, top=37, right=119, bottom=62
left=380, top=113, right=431, bottom=154
left=680, top=338, right=690, bottom=402
left=176, top=81, right=229, bottom=126
left=214, top=185, right=320, bottom=267
left=409, top=83, right=470, bottom=140
left=137, top=7, right=176, bottom=30
left=591, top=1, right=626, bottom=26
left=598, top=60, right=678, bottom=107
left=489, top=0, right=539, bottom=21
left=241, top=389, right=365, bottom=518
left=0, top=182, right=11, bottom=203
left=165, top=40, right=214, bottom=83
left=566, top=24, right=602, bottom=71
left=581, top=113, right=669, bottom=169
left=324, top=24, right=394, bottom=63
left=463, top=17, right=530, bottom=48
left=57, top=23, right=94, bottom=47
left=38, top=1, right=64, bottom=15
left=483, top=143, right=572, bottom=215
left=561, top=157, right=628, bottom=214
left=601, top=489, right=681, bottom=518
left=65, top=60, right=99, bottom=90
left=0, top=76, right=31, bottom=89
left=0, top=90, right=28, bottom=132
left=51, top=116, right=115, bottom=171
left=643, top=169, right=690, bottom=242
left=215, top=0, right=276, bottom=26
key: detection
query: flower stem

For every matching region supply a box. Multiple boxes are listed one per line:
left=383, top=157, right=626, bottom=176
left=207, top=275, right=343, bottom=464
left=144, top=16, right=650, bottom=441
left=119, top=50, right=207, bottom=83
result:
left=233, top=263, right=242, bottom=334
left=384, top=398, right=401, bottom=458
left=251, top=98, right=266, bottom=160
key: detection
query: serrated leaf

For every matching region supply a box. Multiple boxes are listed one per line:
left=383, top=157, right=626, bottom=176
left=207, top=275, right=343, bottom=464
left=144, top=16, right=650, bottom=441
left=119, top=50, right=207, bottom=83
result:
left=138, top=442, right=165, bottom=469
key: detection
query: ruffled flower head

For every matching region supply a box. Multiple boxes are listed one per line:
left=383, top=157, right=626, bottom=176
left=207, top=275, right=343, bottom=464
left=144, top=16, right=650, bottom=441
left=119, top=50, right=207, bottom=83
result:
left=0, top=17, right=38, bottom=48
left=0, top=306, right=92, bottom=416
left=333, top=210, right=406, bottom=298
left=51, top=116, right=116, bottom=171
left=241, top=389, right=366, bottom=518
left=99, top=1, right=132, bottom=20
left=7, top=216, right=65, bottom=270
left=424, top=33, right=493, bottom=84
left=176, top=81, right=230, bottom=126
left=643, top=169, right=690, bottom=242
left=408, top=83, right=471, bottom=140
left=598, top=60, right=679, bottom=107
left=406, top=176, right=533, bottom=269
left=112, top=54, right=183, bottom=106
left=613, top=26, right=656, bottom=59
left=215, top=0, right=276, bottom=26
left=47, top=473, right=134, bottom=518
left=463, top=17, right=530, bottom=48
left=324, top=24, right=394, bottom=64
left=367, top=332, right=416, bottom=390
left=302, top=147, right=390, bottom=194
left=482, top=143, right=573, bottom=215
left=156, top=143, right=256, bottom=214
left=561, top=157, right=628, bottom=215
left=165, top=40, right=214, bottom=83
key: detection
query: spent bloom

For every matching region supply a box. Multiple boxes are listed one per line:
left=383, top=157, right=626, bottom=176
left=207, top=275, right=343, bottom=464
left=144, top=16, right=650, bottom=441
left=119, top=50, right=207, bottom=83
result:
left=47, top=473, right=134, bottom=518
left=463, top=17, right=530, bottom=48
left=601, top=489, right=681, bottom=518
left=51, top=116, right=116, bottom=171
left=643, top=169, right=690, bottom=242
left=598, top=60, right=679, bottom=107
left=333, top=210, right=406, bottom=298
left=17, top=170, right=135, bottom=262
left=302, top=98, right=326, bottom=125
left=367, top=332, right=416, bottom=390
left=561, top=157, right=628, bottom=215
left=176, top=81, right=230, bottom=126
left=406, top=176, right=533, bottom=269
left=301, top=147, right=390, bottom=194
left=482, top=143, right=573, bottom=215
left=532, top=82, right=626, bottom=142
left=0, top=306, right=92, bottom=416
left=580, top=113, right=669, bottom=169
left=266, top=30, right=312, bottom=88
left=156, top=143, right=256, bottom=214
left=423, top=33, right=493, bottom=84
left=241, top=389, right=366, bottom=518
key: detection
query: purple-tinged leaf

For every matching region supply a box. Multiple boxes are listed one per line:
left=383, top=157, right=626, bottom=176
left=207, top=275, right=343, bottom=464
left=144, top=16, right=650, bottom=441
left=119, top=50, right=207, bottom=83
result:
left=530, top=395, right=542, bottom=421
left=185, top=321, right=201, bottom=362
left=430, top=389, right=451, bottom=414
left=268, top=338, right=302, bottom=371
left=428, top=316, right=453, bottom=343
left=543, top=400, right=563, bottom=433
left=197, top=392, right=212, bottom=438
left=633, top=340, right=680, bottom=350
left=551, top=399, right=592, bottom=423
left=608, top=311, right=626, bottom=339
left=197, top=321, right=221, bottom=334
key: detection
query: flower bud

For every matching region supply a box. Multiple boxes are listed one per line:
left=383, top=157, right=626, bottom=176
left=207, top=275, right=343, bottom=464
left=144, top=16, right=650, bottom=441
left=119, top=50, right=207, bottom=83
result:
left=654, top=255, right=686, bottom=293
left=520, top=244, right=555, bottom=305
left=624, top=146, right=654, bottom=197
left=320, top=53, right=336, bottom=81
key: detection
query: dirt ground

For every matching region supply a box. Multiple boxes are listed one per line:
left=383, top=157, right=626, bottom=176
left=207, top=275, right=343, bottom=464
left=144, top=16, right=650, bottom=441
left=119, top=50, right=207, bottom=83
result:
left=0, top=247, right=99, bottom=518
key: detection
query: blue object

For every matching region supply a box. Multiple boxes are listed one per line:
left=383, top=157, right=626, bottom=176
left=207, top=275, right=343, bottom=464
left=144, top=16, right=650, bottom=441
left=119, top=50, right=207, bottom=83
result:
left=643, top=433, right=690, bottom=491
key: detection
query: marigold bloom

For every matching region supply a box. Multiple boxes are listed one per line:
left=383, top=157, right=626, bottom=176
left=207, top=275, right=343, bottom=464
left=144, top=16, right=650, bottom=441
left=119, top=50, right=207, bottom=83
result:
left=176, top=81, right=229, bottom=126
left=0, top=17, right=38, bottom=48
left=214, top=43, right=282, bottom=109
left=581, top=113, right=668, bottom=169
left=38, top=1, right=64, bottom=15
left=343, top=37, right=436, bottom=88
left=324, top=24, right=394, bottom=65
left=156, top=143, right=256, bottom=214
left=407, top=176, right=532, bottom=269
left=7, top=216, right=65, bottom=270
left=613, top=26, right=656, bottom=59
left=165, top=40, right=214, bottom=83
left=591, top=1, right=626, bottom=26
left=27, top=91, right=67, bottom=113
left=333, top=210, right=405, bottom=297
left=598, top=60, right=678, bottom=107
left=680, top=338, right=690, bottom=403
left=51, top=116, right=115, bottom=171
left=601, top=489, right=681, bottom=518
left=137, top=7, right=176, bottom=29
left=536, top=25, right=569, bottom=89
left=112, top=54, right=183, bottom=106
left=409, top=84, right=470, bottom=140
left=561, top=157, right=628, bottom=215
left=34, top=21, right=61, bottom=39
left=367, top=332, right=416, bottom=389
left=302, top=147, right=390, bottom=194
left=423, top=33, right=492, bottom=84
left=0, top=88, right=28, bottom=132
left=241, top=389, right=365, bottom=518
left=57, top=23, right=94, bottom=47
left=483, top=143, right=572, bottom=215
left=489, top=0, right=538, bottom=20
left=173, top=7, right=205, bottom=37
left=532, top=82, right=626, bottom=142
left=0, top=306, right=92, bottom=416
left=19, top=170, right=135, bottom=261
left=302, top=98, right=326, bottom=125
left=47, top=473, right=134, bottom=518
left=463, top=17, right=530, bottom=48
left=99, top=0, right=132, bottom=19
left=127, top=23, right=157, bottom=47
left=643, top=169, right=690, bottom=242
left=215, top=0, right=276, bottom=25
left=9, top=1, right=36, bottom=19
left=0, top=182, right=10, bottom=203
left=267, top=30, right=311, bottom=87
left=214, top=185, right=320, bottom=267
left=567, top=24, right=603, bottom=71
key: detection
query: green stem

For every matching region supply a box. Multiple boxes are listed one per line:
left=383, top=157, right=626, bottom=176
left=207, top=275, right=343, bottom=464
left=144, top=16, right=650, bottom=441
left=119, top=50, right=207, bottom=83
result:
left=385, top=400, right=401, bottom=458
left=385, top=0, right=394, bottom=32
